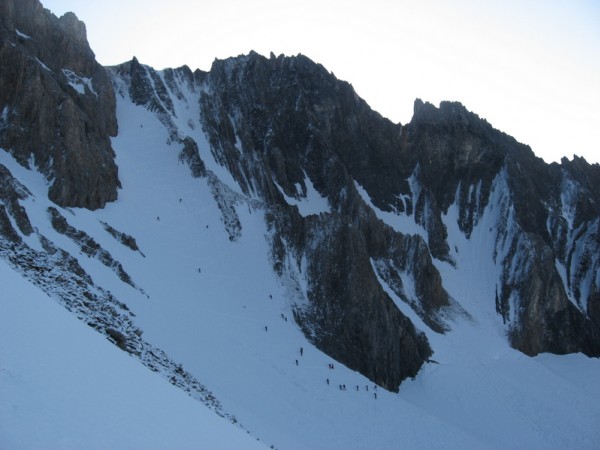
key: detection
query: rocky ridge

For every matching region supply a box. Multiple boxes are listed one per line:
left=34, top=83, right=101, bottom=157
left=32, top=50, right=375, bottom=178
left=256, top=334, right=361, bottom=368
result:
left=110, top=53, right=441, bottom=390
left=406, top=99, right=600, bottom=355
left=107, top=50, right=600, bottom=389
left=0, top=0, right=599, bottom=398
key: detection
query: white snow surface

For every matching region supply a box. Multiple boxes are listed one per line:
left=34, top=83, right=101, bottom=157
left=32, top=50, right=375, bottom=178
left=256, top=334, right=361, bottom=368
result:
left=274, top=175, right=331, bottom=217
left=62, top=69, right=97, bottom=96
left=1, top=82, right=600, bottom=449
left=0, top=261, right=266, bottom=450
left=354, top=179, right=428, bottom=240
left=15, top=29, right=31, bottom=40
left=34, top=57, right=51, bottom=72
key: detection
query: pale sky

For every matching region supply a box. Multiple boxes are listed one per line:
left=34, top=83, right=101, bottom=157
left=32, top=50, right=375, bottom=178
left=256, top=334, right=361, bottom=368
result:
left=42, top=0, right=600, bottom=164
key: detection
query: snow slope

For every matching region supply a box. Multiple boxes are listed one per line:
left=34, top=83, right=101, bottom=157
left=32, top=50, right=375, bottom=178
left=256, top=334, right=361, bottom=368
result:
left=1, top=72, right=600, bottom=449
left=0, top=260, right=266, bottom=450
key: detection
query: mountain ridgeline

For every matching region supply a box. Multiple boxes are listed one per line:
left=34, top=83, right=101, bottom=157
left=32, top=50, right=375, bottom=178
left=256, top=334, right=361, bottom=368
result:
left=1, top=0, right=599, bottom=394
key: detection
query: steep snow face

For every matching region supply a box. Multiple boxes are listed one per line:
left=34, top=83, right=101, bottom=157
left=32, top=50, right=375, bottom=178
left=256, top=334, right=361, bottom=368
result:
left=0, top=260, right=266, bottom=450
left=437, top=167, right=515, bottom=333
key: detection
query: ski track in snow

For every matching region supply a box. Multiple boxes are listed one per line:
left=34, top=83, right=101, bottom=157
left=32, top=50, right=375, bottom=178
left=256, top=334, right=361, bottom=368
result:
left=1, top=75, right=600, bottom=449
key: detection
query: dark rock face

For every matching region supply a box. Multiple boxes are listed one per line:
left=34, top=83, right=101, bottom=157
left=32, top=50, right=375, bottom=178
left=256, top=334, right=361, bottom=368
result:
left=294, top=214, right=434, bottom=387
left=110, top=53, right=438, bottom=390
left=195, top=53, right=600, bottom=363
left=2, top=1, right=598, bottom=392
left=195, top=53, right=440, bottom=390
left=112, top=51, right=600, bottom=388
left=0, top=0, right=119, bottom=209
left=0, top=164, right=33, bottom=236
left=407, top=100, right=506, bottom=241
left=406, top=100, right=600, bottom=356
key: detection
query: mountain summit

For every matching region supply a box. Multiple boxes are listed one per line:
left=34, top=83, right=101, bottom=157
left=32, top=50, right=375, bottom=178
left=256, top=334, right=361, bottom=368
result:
left=112, top=50, right=600, bottom=373
left=1, top=1, right=599, bottom=448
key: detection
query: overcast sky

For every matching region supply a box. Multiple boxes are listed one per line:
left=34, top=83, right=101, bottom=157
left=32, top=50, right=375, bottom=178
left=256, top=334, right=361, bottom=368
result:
left=42, top=0, right=600, bottom=164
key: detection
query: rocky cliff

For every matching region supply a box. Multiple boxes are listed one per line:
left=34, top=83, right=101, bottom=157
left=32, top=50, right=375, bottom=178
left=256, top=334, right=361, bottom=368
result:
left=405, top=100, right=600, bottom=355
left=109, top=53, right=449, bottom=389
left=0, top=0, right=118, bottom=209
left=1, top=0, right=599, bottom=396
left=106, top=51, right=600, bottom=389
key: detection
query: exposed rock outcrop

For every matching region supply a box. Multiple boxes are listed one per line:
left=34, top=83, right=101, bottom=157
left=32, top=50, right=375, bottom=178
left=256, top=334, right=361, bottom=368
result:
left=406, top=100, right=600, bottom=356
left=108, top=53, right=439, bottom=390
left=195, top=53, right=441, bottom=389
left=196, top=53, right=600, bottom=363
left=0, top=0, right=119, bottom=209
left=108, top=50, right=600, bottom=388
left=1, top=3, right=599, bottom=394
left=0, top=163, right=33, bottom=235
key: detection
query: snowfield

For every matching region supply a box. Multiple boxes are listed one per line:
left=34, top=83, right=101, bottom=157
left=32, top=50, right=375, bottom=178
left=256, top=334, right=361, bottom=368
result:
left=0, top=260, right=265, bottom=450
left=1, top=73, right=600, bottom=449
